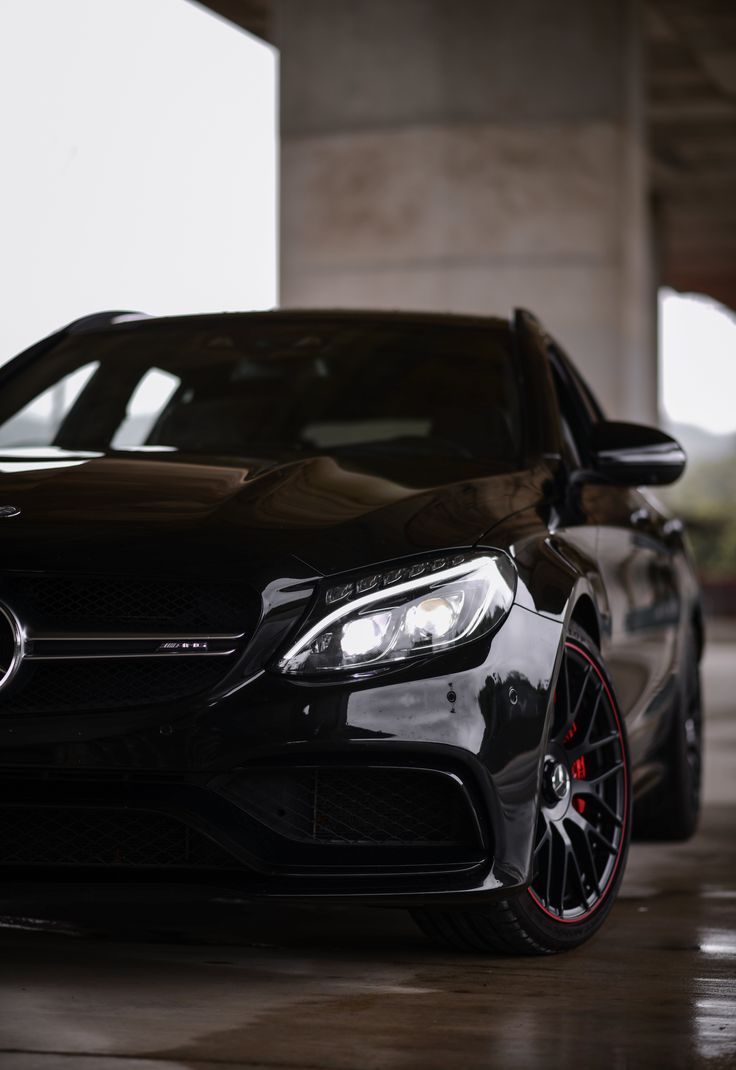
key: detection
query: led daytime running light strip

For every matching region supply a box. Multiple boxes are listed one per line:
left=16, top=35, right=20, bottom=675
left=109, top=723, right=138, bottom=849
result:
left=325, top=553, right=466, bottom=606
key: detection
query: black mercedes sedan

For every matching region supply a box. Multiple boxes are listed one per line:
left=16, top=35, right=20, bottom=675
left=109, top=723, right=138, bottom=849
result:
left=0, top=308, right=702, bottom=954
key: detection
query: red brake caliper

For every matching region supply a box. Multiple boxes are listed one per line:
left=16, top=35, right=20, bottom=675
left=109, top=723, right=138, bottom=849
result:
left=564, top=721, right=587, bottom=814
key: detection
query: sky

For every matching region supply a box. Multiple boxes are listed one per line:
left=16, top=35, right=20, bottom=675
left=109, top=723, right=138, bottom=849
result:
left=659, top=289, right=736, bottom=436
left=0, top=0, right=277, bottom=363
left=0, top=2, right=734, bottom=440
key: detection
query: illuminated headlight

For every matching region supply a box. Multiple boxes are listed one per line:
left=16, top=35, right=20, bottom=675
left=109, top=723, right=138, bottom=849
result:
left=277, top=552, right=516, bottom=675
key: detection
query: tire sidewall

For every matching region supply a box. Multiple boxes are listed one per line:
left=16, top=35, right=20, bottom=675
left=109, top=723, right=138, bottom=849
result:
left=670, top=627, right=703, bottom=836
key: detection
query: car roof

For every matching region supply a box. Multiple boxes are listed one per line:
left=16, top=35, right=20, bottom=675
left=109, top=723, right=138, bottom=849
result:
left=71, top=308, right=512, bottom=335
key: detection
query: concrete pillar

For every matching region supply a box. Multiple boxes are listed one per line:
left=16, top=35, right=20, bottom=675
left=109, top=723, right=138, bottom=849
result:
left=275, top=0, right=657, bottom=423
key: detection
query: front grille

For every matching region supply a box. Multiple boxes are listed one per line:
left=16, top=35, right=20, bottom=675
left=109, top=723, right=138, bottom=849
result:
left=221, top=768, right=478, bottom=847
left=0, top=658, right=231, bottom=714
left=0, top=573, right=260, bottom=714
left=4, top=574, right=256, bottom=633
left=0, top=805, right=238, bottom=868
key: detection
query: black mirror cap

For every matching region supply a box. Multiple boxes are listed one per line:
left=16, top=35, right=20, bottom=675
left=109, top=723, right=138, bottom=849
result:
left=589, top=421, right=687, bottom=486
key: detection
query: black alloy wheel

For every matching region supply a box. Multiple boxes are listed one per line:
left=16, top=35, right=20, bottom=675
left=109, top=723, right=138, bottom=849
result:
left=528, top=635, right=629, bottom=923
left=411, top=623, right=631, bottom=954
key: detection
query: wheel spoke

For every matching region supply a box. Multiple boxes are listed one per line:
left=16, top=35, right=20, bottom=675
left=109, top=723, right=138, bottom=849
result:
left=580, top=826, right=601, bottom=897
left=558, top=835, right=570, bottom=914
left=534, top=822, right=552, bottom=857
left=571, top=664, right=593, bottom=722
left=565, top=830, right=590, bottom=909
left=567, top=729, right=619, bottom=762
left=563, top=655, right=572, bottom=723
left=545, top=831, right=553, bottom=908
left=554, top=661, right=592, bottom=744
left=586, top=762, right=624, bottom=786
left=581, top=684, right=605, bottom=746
left=569, top=785, right=623, bottom=826
left=588, top=826, right=618, bottom=855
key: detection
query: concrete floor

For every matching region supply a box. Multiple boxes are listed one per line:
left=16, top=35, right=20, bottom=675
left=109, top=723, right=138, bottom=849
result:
left=0, top=635, right=734, bottom=1070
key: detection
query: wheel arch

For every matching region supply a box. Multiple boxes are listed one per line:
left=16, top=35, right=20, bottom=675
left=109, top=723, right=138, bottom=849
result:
left=507, top=533, right=605, bottom=651
left=568, top=593, right=601, bottom=650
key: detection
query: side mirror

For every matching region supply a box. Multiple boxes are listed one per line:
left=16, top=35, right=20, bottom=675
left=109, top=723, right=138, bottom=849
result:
left=588, top=421, right=686, bottom=486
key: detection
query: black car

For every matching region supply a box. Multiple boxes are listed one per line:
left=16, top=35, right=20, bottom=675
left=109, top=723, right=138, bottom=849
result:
left=0, top=308, right=702, bottom=954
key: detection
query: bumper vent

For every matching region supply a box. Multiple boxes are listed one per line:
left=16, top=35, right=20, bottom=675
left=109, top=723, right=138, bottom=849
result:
left=221, top=767, right=478, bottom=847
left=0, top=806, right=238, bottom=868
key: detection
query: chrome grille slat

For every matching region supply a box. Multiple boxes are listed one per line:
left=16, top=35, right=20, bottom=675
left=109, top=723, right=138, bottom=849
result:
left=25, top=632, right=244, bottom=660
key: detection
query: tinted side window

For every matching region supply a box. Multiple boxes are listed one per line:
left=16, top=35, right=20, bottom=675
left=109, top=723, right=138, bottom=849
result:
left=567, top=362, right=605, bottom=423
left=553, top=345, right=606, bottom=424
left=550, top=364, right=585, bottom=467
left=548, top=341, right=611, bottom=465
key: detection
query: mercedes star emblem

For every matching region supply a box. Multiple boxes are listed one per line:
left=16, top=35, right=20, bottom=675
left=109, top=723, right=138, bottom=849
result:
left=0, top=603, right=23, bottom=693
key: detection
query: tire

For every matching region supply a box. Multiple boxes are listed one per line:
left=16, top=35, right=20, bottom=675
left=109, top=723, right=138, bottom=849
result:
left=411, top=623, right=632, bottom=954
left=633, top=626, right=702, bottom=841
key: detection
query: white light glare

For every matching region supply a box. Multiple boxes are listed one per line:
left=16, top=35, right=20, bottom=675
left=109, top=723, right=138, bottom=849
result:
left=405, top=596, right=460, bottom=640
left=340, top=613, right=391, bottom=659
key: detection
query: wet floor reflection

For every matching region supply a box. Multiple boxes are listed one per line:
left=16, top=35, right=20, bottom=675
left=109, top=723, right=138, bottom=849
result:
left=0, top=806, right=734, bottom=1070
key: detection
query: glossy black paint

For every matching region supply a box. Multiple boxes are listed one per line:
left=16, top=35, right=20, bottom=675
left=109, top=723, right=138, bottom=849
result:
left=0, top=309, right=701, bottom=904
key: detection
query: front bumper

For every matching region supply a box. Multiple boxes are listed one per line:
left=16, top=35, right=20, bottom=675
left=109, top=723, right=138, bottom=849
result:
left=0, top=604, right=564, bottom=904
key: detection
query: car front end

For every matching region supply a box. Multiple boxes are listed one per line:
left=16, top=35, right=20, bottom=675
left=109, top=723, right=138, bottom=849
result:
left=0, top=532, right=564, bottom=904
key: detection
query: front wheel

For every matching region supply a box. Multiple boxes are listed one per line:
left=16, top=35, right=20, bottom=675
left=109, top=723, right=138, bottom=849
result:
left=411, top=624, right=631, bottom=954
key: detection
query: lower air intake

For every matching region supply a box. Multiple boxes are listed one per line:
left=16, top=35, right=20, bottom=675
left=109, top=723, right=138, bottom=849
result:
left=0, top=806, right=238, bottom=868
left=221, top=767, right=478, bottom=847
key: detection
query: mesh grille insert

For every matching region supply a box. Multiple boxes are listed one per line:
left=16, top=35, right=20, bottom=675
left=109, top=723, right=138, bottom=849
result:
left=0, top=658, right=231, bottom=714
left=0, top=806, right=239, bottom=868
left=11, top=575, right=255, bottom=633
left=223, top=768, right=477, bottom=847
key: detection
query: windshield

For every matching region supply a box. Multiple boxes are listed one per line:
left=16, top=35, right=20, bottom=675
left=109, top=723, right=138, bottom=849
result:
left=0, top=317, right=523, bottom=467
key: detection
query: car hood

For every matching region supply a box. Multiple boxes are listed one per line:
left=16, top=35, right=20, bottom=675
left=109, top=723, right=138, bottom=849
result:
left=0, top=449, right=546, bottom=577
